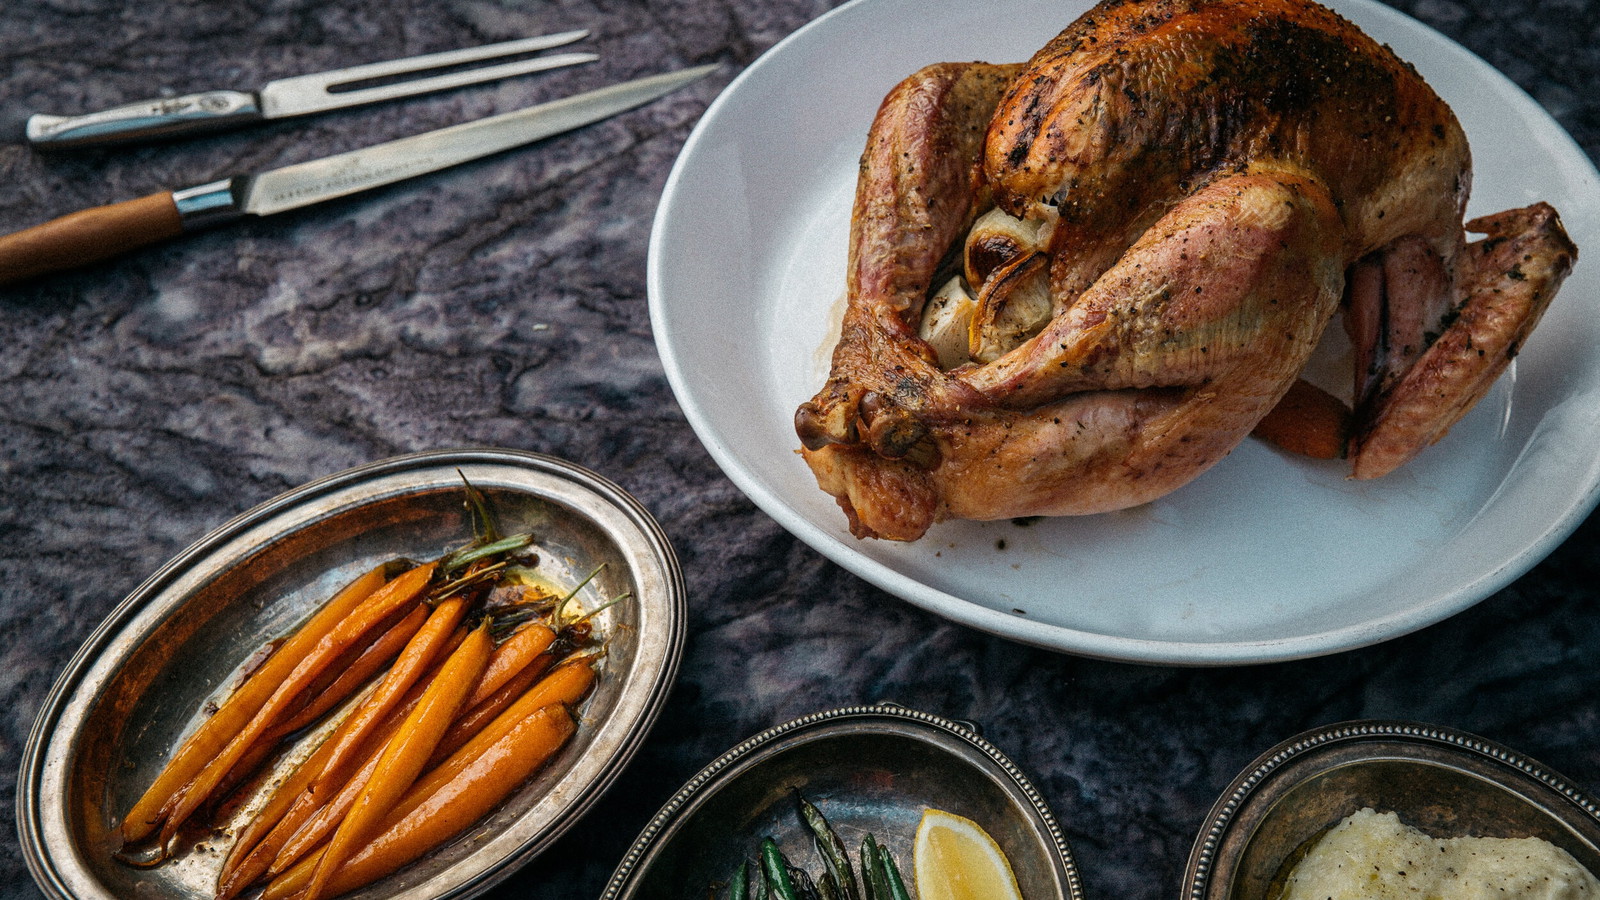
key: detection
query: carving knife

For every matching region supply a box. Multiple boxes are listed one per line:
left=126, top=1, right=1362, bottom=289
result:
left=26, top=31, right=597, bottom=148
left=0, top=64, right=717, bottom=286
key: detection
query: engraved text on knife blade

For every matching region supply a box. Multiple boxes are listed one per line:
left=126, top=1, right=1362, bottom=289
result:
left=261, top=153, right=441, bottom=208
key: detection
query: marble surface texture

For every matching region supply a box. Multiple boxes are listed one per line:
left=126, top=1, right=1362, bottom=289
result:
left=1, top=0, right=1598, bottom=898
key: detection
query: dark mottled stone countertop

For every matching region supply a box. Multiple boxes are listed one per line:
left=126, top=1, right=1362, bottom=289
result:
left=1, top=1, right=1597, bottom=898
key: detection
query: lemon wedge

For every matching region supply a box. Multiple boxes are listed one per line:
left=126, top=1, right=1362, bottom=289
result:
left=912, top=808, right=1024, bottom=900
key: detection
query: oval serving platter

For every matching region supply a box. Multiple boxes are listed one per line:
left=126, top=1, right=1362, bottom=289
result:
left=602, top=703, right=1083, bottom=900
left=1185, top=720, right=1600, bottom=900
left=18, top=448, right=685, bottom=900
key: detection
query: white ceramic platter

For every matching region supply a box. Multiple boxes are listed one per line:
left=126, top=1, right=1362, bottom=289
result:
left=649, top=0, right=1600, bottom=665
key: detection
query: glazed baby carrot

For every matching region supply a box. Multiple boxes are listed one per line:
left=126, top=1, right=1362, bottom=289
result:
left=258, top=729, right=391, bottom=883
left=426, top=652, right=555, bottom=767
left=119, top=563, right=397, bottom=847
left=301, top=622, right=493, bottom=900
left=216, top=667, right=435, bottom=900
left=220, top=621, right=472, bottom=898
left=432, top=650, right=593, bottom=771
left=217, top=613, right=438, bottom=893
left=263, top=704, right=577, bottom=900
left=409, top=657, right=593, bottom=818
left=465, top=622, right=556, bottom=710
left=246, top=623, right=470, bottom=891
left=343, top=704, right=577, bottom=894
left=274, top=603, right=429, bottom=737
left=287, top=596, right=467, bottom=807
left=206, top=602, right=430, bottom=817
left=210, top=600, right=431, bottom=818
left=154, top=563, right=436, bottom=847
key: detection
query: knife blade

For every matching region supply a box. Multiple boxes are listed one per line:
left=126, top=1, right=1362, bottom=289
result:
left=26, top=31, right=599, bottom=148
left=0, top=65, right=717, bottom=286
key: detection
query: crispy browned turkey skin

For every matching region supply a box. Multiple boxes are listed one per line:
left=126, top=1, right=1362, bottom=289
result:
left=795, top=0, right=1576, bottom=541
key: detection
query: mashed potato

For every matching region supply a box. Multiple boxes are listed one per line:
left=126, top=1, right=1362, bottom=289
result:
left=1280, top=808, right=1600, bottom=900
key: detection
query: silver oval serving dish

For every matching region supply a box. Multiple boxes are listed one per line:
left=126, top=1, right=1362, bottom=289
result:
left=1185, top=719, right=1600, bottom=900
left=602, top=703, right=1083, bottom=900
left=18, top=448, right=685, bottom=900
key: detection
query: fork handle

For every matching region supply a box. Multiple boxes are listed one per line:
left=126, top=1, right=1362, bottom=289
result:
left=26, top=90, right=263, bottom=148
left=0, top=192, right=184, bottom=285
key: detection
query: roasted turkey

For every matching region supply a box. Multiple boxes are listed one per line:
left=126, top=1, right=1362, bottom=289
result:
left=794, top=0, right=1576, bottom=541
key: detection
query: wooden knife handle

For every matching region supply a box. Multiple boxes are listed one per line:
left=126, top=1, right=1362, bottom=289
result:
left=0, top=191, right=183, bottom=286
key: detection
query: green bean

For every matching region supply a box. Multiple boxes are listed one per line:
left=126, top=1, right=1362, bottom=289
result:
left=860, top=835, right=884, bottom=900
left=797, top=794, right=862, bottom=900
left=817, top=871, right=842, bottom=900
left=729, top=860, right=749, bottom=900
left=761, top=838, right=800, bottom=900
left=875, top=844, right=911, bottom=900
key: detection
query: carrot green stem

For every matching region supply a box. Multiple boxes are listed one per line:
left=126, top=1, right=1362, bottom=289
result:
left=439, top=533, right=533, bottom=575
left=553, top=564, right=605, bottom=623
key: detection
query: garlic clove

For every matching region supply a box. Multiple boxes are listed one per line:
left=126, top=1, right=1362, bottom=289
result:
left=919, top=276, right=979, bottom=370
left=964, top=207, right=1049, bottom=288
left=969, top=253, right=1052, bottom=363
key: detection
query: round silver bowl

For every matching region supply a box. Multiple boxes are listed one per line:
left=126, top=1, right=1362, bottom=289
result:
left=1185, top=719, right=1600, bottom=900
left=18, top=448, right=685, bottom=900
left=602, top=703, right=1083, bottom=900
